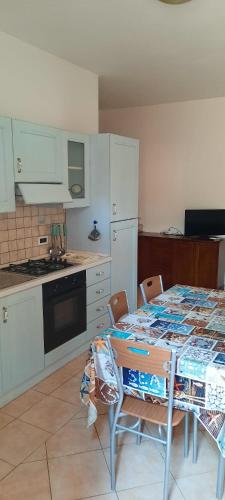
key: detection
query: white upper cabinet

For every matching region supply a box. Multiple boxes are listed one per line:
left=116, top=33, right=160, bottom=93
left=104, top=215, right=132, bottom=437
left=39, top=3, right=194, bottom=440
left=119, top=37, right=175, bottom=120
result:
left=63, top=132, right=90, bottom=208
left=12, top=119, right=63, bottom=183
left=0, top=117, right=15, bottom=213
left=110, top=135, right=139, bottom=222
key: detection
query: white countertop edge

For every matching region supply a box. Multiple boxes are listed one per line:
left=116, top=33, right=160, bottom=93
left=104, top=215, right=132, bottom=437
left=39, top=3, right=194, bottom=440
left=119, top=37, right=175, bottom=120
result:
left=0, top=255, right=111, bottom=298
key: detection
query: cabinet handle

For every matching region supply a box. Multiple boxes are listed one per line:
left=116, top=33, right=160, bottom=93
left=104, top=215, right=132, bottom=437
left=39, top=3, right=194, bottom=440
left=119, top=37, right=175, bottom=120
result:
left=112, top=203, right=117, bottom=215
left=96, top=289, right=104, bottom=295
left=113, top=230, right=118, bottom=242
left=96, top=271, right=104, bottom=277
left=96, top=306, right=105, bottom=312
left=17, top=158, right=22, bottom=173
left=3, top=307, right=8, bottom=323
left=96, top=323, right=105, bottom=329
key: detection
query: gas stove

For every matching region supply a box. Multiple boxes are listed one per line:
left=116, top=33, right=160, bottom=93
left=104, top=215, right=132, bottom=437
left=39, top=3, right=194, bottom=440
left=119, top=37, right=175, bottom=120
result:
left=2, top=258, right=74, bottom=277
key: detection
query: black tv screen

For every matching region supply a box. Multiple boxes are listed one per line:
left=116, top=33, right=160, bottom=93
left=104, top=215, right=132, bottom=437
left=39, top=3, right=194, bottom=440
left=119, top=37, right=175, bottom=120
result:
left=185, top=209, right=225, bottom=237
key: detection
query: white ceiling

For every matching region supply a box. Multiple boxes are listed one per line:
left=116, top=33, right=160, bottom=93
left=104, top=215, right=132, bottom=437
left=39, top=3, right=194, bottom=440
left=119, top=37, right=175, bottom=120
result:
left=0, top=0, right=225, bottom=109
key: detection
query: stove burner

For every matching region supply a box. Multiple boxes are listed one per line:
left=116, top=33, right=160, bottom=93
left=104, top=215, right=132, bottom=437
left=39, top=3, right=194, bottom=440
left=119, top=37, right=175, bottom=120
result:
left=3, top=258, right=74, bottom=277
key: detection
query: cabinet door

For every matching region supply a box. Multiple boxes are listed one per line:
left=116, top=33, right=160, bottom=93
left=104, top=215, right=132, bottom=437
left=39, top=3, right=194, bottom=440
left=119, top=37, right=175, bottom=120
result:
left=0, top=287, right=44, bottom=393
left=110, top=135, right=139, bottom=222
left=111, top=219, right=138, bottom=312
left=173, top=240, right=196, bottom=286
left=63, top=132, right=90, bottom=208
left=138, top=236, right=174, bottom=289
left=0, top=117, right=15, bottom=213
left=12, top=119, right=63, bottom=183
left=195, top=241, right=219, bottom=288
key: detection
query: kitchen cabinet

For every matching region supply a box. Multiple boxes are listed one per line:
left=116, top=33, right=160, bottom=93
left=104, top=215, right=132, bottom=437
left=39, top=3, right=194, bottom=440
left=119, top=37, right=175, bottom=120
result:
left=67, top=134, right=139, bottom=311
left=63, top=132, right=90, bottom=208
left=138, top=232, right=225, bottom=289
left=110, top=135, right=139, bottom=222
left=111, top=219, right=138, bottom=311
left=86, top=262, right=111, bottom=341
left=12, top=119, right=63, bottom=183
left=0, top=116, right=15, bottom=213
left=0, top=286, right=44, bottom=394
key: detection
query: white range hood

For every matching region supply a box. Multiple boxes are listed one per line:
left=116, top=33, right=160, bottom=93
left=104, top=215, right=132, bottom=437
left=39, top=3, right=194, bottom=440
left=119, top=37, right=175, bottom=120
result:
left=16, top=183, right=72, bottom=204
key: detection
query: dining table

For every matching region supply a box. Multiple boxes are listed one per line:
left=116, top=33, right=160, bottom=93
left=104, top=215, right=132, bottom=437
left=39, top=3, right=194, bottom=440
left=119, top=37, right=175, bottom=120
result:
left=80, top=283, right=225, bottom=460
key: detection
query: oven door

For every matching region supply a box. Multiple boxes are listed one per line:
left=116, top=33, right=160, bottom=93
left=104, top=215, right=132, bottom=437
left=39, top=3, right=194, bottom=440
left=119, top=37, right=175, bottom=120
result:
left=43, top=285, right=86, bottom=354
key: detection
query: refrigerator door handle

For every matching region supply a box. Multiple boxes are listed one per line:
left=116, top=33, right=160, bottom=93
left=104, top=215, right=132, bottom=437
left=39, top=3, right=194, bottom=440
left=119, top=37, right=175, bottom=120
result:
left=112, top=203, right=117, bottom=215
left=113, top=230, right=118, bottom=242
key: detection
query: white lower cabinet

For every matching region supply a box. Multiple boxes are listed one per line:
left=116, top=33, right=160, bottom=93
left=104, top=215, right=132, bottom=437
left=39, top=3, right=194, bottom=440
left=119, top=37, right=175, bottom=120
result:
left=0, top=286, right=44, bottom=394
left=86, top=263, right=111, bottom=342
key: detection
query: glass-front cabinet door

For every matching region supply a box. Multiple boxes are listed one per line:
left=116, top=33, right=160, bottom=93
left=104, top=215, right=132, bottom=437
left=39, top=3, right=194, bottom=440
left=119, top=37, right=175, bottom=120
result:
left=63, top=132, right=90, bottom=207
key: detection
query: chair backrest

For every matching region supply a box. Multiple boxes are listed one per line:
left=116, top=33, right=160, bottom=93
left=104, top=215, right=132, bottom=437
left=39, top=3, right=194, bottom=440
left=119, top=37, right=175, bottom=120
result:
left=107, top=336, right=177, bottom=424
left=110, top=337, right=171, bottom=379
left=107, top=290, right=129, bottom=325
left=140, top=275, right=163, bottom=304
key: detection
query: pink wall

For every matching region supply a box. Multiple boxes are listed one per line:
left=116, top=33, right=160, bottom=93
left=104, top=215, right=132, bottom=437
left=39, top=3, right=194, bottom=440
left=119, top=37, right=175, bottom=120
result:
left=100, top=97, right=225, bottom=233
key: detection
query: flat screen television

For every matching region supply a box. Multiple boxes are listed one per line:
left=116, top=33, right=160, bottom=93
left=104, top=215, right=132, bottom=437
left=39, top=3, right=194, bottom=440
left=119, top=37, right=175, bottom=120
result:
left=185, top=209, right=225, bottom=237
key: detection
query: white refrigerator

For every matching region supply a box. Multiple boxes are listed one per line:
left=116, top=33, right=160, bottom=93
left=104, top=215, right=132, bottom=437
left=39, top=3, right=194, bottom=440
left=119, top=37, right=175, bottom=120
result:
left=66, top=134, right=139, bottom=311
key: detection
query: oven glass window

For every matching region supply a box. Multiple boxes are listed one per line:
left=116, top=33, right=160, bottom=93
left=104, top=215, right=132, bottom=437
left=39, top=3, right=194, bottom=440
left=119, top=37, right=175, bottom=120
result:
left=54, top=297, right=78, bottom=332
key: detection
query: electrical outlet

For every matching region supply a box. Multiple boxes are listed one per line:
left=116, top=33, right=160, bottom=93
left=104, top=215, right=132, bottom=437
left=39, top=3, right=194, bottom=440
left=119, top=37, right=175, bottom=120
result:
left=38, top=236, right=48, bottom=246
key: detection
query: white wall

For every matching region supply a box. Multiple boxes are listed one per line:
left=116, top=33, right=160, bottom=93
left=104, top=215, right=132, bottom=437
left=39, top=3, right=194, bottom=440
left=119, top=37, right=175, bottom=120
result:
left=0, top=31, right=98, bottom=133
left=100, top=98, right=225, bottom=233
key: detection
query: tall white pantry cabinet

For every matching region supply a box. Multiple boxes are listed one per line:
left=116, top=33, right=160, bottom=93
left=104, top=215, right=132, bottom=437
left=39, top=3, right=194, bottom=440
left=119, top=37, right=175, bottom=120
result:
left=67, top=134, right=139, bottom=311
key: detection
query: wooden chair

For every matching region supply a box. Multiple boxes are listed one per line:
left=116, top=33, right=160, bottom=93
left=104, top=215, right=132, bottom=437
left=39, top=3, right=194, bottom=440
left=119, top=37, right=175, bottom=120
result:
left=107, top=290, right=129, bottom=325
left=140, top=275, right=163, bottom=304
left=192, top=415, right=225, bottom=499
left=107, top=337, right=189, bottom=500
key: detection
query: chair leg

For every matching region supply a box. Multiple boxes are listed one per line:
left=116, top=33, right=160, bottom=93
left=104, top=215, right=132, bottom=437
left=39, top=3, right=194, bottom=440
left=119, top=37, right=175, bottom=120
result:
left=192, top=414, right=198, bottom=464
left=163, top=427, right=173, bottom=500
left=216, top=453, right=225, bottom=500
left=136, top=418, right=142, bottom=445
left=110, top=422, right=116, bottom=490
left=108, top=404, right=114, bottom=432
left=184, top=412, right=189, bottom=458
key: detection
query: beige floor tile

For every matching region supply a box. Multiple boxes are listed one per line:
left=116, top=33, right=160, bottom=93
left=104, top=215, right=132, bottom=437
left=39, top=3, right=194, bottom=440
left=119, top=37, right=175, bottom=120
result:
left=0, top=460, right=14, bottom=481
left=48, top=449, right=111, bottom=500
left=2, top=390, right=46, bottom=417
left=0, top=419, right=50, bottom=466
left=51, top=374, right=82, bottom=406
left=0, top=460, right=51, bottom=500
left=64, top=350, right=88, bottom=375
left=95, top=414, right=149, bottom=449
left=104, top=441, right=165, bottom=491
left=0, top=410, right=14, bottom=430
left=176, top=470, right=225, bottom=500
left=46, top=417, right=101, bottom=458
left=34, top=366, right=73, bottom=394
left=84, top=495, right=118, bottom=500
left=23, top=443, right=47, bottom=463
left=117, top=480, right=184, bottom=499
left=20, top=395, right=76, bottom=433
left=168, top=430, right=218, bottom=479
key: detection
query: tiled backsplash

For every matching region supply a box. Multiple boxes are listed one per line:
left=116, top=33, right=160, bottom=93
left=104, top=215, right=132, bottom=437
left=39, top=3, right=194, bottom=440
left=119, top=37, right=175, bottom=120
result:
left=0, top=199, right=66, bottom=265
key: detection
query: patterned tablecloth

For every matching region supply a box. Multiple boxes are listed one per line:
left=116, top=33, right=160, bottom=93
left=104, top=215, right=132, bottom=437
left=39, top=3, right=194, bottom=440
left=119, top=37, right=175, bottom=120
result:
left=81, top=284, right=225, bottom=457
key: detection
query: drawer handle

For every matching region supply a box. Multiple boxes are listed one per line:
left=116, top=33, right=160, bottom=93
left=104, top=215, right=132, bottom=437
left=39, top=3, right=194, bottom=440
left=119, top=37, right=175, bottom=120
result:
left=96, top=306, right=105, bottom=312
left=17, top=158, right=22, bottom=173
left=96, top=289, right=104, bottom=294
left=112, top=203, right=117, bottom=215
left=3, top=307, right=8, bottom=323
left=97, top=323, right=105, bottom=329
left=96, top=271, right=104, bottom=276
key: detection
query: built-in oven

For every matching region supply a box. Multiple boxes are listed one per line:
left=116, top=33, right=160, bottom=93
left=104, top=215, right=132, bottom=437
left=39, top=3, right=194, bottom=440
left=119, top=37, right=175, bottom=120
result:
left=42, top=270, right=86, bottom=354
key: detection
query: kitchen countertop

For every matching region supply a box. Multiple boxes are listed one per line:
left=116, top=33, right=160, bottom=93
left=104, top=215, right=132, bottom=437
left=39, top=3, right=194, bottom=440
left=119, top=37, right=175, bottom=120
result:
left=0, top=250, right=111, bottom=298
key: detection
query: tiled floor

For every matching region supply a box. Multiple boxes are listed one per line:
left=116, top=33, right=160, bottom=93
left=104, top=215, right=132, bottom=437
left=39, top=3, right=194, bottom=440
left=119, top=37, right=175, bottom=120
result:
left=0, top=349, right=223, bottom=499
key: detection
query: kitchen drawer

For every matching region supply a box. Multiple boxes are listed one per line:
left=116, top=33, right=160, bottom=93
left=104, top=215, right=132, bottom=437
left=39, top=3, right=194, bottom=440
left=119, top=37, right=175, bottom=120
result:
left=87, top=295, right=110, bottom=324
left=87, top=278, right=110, bottom=305
left=86, top=314, right=111, bottom=342
left=86, top=262, right=110, bottom=286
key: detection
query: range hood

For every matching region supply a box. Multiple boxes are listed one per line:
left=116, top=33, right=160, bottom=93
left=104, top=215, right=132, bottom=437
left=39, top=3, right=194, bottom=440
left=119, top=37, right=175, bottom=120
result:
left=16, top=183, right=72, bottom=204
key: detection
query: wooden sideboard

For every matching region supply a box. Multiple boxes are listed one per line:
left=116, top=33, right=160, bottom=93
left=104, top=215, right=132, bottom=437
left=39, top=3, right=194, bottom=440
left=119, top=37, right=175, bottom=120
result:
left=138, top=232, right=225, bottom=290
